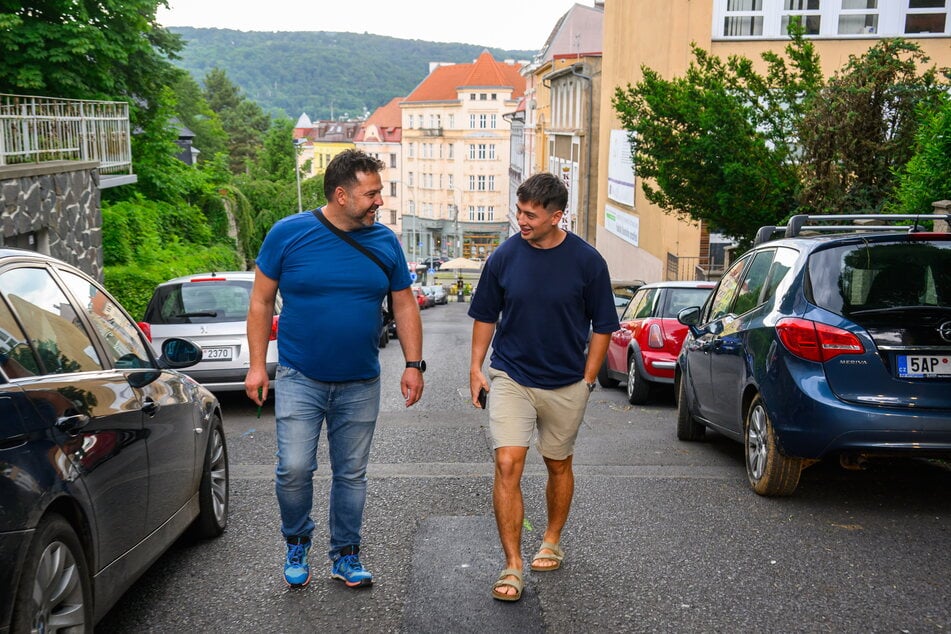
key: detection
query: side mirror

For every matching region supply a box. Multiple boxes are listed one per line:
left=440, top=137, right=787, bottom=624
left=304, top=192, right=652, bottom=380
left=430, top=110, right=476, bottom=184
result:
left=159, top=338, right=203, bottom=369
left=678, top=306, right=704, bottom=338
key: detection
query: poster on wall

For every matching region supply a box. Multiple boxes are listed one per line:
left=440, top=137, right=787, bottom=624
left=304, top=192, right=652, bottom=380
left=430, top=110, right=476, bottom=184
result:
left=608, top=129, right=636, bottom=207
left=549, top=157, right=579, bottom=232
left=605, top=203, right=639, bottom=247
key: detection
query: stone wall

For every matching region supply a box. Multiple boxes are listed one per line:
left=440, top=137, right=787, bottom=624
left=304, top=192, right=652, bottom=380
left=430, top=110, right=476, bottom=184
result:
left=0, top=160, right=102, bottom=281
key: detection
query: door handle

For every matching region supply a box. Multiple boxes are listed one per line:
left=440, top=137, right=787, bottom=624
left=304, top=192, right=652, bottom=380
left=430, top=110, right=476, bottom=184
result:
left=55, top=413, right=90, bottom=435
left=142, top=397, right=159, bottom=417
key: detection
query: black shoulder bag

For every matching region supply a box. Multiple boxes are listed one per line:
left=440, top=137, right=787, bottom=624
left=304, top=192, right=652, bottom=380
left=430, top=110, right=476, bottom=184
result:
left=311, top=208, right=395, bottom=321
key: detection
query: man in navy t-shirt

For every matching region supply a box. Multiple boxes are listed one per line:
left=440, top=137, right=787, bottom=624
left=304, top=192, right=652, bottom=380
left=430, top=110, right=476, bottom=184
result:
left=245, top=150, right=424, bottom=590
left=468, top=172, right=619, bottom=602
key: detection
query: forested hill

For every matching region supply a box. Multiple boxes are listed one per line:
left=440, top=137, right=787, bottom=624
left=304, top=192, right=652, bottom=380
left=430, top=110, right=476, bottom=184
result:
left=169, top=27, right=536, bottom=121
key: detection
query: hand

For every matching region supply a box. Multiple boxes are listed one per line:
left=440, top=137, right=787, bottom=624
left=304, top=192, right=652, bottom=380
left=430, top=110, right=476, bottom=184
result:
left=401, top=369, right=424, bottom=407
left=245, top=367, right=269, bottom=405
left=469, top=372, right=489, bottom=409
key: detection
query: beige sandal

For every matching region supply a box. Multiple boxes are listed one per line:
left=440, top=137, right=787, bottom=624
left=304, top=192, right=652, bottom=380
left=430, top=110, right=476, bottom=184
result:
left=530, top=541, right=564, bottom=571
left=491, top=568, right=523, bottom=601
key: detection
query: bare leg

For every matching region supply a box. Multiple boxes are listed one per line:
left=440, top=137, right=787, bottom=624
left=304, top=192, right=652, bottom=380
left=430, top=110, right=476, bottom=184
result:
left=493, top=446, right=528, bottom=597
left=533, top=454, right=574, bottom=570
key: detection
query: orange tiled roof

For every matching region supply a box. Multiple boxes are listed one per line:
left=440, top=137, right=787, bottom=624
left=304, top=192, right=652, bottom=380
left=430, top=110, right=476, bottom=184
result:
left=405, top=50, right=525, bottom=103
left=355, top=97, right=404, bottom=143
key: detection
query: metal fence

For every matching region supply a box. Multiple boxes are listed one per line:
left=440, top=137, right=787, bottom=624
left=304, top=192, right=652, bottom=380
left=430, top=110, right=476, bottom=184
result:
left=0, top=93, right=132, bottom=175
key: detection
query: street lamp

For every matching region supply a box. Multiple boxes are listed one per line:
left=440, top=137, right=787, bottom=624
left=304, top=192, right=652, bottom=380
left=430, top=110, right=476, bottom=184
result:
left=293, top=138, right=304, bottom=213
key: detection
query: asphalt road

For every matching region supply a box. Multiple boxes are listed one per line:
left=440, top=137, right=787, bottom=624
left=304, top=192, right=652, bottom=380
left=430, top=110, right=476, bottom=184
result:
left=99, top=301, right=951, bottom=633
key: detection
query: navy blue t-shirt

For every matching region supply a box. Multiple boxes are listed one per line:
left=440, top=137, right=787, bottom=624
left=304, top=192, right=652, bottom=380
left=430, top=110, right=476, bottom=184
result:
left=256, top=211, right=411, bottom=381
left=468, top=232, right=619, bottom=389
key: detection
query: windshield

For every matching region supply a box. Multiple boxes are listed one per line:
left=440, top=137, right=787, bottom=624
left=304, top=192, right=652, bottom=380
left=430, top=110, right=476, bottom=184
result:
left=143, top=279, right=274, bottom=324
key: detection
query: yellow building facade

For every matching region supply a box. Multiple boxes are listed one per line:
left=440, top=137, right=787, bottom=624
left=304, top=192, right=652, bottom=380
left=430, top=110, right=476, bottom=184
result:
left=597, top=0, right=951, bottom=283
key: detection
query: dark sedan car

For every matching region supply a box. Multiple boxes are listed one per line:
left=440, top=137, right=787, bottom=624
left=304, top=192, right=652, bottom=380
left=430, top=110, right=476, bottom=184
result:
left=0, top=249, right=229, bottom=632
left=675, top=214, right=951, bottom=496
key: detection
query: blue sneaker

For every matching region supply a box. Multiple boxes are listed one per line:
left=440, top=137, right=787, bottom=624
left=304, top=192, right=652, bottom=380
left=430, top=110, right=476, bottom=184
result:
left=284, top=539, right=311, bottom=587
left=331, top=551, right=373, bottom=588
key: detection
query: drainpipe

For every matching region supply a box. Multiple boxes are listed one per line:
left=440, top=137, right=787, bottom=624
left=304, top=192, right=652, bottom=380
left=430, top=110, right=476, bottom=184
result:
left=571, top=63, right=593, bottom=243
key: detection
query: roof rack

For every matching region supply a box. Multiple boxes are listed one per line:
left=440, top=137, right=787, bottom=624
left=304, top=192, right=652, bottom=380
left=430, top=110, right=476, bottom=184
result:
left=753, top=214, right=951, bottom=246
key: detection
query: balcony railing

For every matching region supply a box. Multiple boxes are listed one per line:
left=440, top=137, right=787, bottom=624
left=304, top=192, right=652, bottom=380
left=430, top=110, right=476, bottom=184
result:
left=0, top=93, right=133, bottom=175
left=420, top=127, right=443, bottom=137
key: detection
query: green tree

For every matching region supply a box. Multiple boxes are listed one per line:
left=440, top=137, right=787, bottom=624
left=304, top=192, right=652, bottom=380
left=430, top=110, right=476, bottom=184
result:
left=891, top=95, right=951, bottom=215
left=170, top=70, right=229, bottom=161
left=798, top=39, right=947, bottom=214
left=252, top=118, right=296, bottom=182
left=612, top=28, right=823, bottom=248
left=203, top=67, right=270, bottom=173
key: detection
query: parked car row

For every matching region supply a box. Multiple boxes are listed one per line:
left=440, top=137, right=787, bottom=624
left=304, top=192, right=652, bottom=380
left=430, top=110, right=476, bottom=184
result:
left=413, top=285, right=449, bottom=309
left=0, top=249, right=229, bottom=633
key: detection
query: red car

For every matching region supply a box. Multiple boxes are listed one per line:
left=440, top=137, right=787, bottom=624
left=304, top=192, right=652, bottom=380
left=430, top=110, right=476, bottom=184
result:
left=599, top=281, right=715, bottom=404
left=413, top=286, right=429, bottom=309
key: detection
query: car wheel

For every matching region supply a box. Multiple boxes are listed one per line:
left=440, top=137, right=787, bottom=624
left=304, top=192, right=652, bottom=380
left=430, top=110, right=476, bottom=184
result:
left=379, top=328, right=389, bottom=348
left=597, top=359, right=619, bottom=389
left=12, top=514, right=92, bottom=633
left=626, top=354, right=651, bottom=404
left=676, top=376, right=705, bottom=441
left=744, top=395, right=803, bottom=496
left=191, top=416, right=229, bottom=538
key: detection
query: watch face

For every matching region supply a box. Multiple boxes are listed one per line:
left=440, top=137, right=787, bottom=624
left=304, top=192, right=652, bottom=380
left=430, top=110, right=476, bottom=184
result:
left=408, top=360, right=426, bottom=372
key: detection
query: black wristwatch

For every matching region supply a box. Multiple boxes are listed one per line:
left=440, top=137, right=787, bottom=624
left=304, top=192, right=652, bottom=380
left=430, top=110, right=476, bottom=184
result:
left=406, top=360, right=427, bottom=373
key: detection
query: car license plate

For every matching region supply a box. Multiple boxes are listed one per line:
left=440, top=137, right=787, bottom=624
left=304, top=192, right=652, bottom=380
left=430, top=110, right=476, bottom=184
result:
left=897, top=355, right=951, bottom=377
left=202, top=346, right=233, bottom=361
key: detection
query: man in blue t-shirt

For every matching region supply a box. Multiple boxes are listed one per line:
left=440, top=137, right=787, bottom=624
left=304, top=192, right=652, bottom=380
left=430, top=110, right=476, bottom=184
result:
left=245, top=150, right=425, bottom=590
left=468, top=172, right=620, bottom=602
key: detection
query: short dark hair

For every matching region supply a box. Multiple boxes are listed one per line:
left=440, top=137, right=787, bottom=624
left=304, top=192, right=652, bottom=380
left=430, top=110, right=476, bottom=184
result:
left=516, top=172, right=568, bottom=214
left=324, top=149, right=386, bottom=199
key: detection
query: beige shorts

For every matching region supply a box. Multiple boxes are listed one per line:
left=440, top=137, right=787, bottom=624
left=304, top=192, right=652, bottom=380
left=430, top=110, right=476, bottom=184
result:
left=487, top=368, right=590, bottom=460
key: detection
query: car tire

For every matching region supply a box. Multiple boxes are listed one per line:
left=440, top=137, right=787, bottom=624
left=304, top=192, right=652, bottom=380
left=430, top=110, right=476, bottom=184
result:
left=744, top=395, right=803, bottom=497
left=626, top=354, right=651, bottom=404
left=597, top=359, right=620, bottom=389
left=191, top=416, right=229, bottom=538
left=12, top=514, right=92, bottom=633
left=676, top=376, right=705, bottom=441
left=379, top=328, right=389, bottom=348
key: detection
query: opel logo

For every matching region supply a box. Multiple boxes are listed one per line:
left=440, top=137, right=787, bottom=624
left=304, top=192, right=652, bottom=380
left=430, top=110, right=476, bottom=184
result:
left=939, top=321, right=951, bottom=343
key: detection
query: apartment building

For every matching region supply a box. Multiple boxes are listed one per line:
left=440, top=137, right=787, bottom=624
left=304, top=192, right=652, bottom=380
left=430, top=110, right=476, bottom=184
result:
left=516, top=2, right=604, bottom=237
left=597, top=0, right=951, bottom=283
left=400, top=51, right=525, bottom=263
left=355, top=97, right=404, bottom=237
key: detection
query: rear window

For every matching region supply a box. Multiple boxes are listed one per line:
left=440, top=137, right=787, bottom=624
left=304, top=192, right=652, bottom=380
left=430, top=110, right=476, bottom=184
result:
left=144, top=279, right=271, bottom=324
left=808, top=240, right=951, bottom=316
left=662, top=288, right=713, bottom=318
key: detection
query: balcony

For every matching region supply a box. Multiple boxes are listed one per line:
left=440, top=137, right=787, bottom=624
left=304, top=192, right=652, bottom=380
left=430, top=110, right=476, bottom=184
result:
left=0, top=93, right=135, bottom=187
left=420, top=127, right=444, bottom=137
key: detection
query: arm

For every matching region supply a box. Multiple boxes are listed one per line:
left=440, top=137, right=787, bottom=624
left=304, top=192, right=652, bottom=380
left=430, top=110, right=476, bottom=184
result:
left=469, top=319, right=496, bottom=408
left=392, top=286, right=424, bottom=407
left=584, top=332, right=611, bottom=385
left=244, top=267, right=278, bottom=405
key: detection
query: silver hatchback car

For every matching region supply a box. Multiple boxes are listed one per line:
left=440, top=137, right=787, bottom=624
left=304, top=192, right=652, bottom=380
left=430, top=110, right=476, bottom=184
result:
left=139, top=271, right=280, bottom=391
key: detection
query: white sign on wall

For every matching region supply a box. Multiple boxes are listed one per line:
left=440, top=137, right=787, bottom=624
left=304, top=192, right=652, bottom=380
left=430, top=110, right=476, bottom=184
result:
left=608, top=129, right=636, bottom=207
left=605, top=203, right=639, bottom=247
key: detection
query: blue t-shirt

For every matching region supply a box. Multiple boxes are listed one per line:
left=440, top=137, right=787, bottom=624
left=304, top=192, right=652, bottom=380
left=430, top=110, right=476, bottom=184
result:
left=256, top=211, right=411, bottom=381
left=468, top=232, right=620, bottom=389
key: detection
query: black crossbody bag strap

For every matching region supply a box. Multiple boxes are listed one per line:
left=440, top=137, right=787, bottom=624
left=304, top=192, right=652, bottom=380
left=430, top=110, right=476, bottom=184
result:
left=312, top=208, right=395, bottom=320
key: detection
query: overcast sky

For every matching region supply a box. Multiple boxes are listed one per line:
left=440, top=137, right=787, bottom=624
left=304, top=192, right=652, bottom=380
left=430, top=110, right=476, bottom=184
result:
left=157, top=0, right=586, bottom=51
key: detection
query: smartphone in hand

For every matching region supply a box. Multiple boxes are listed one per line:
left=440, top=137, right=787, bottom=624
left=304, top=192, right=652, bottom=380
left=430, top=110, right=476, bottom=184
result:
left=477, top=387, right=488, bottom=409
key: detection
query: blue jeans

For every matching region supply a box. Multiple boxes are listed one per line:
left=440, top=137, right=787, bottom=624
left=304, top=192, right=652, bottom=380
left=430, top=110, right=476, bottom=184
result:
left=274, top=365, right=380, bottom=560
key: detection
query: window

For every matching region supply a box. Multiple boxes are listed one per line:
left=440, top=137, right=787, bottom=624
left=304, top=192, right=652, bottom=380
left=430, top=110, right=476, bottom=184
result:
left=0, top=267, right=103, bottom=374
left=479, top=114, right=488, bottom=129
left=448, top=174, right=454, bottom=190
left=480, top=93, right=487, bottom=100
left=487, top=206, right=495, bottom=221
left=715, top=0, right=949, bottom=37
left=477, top=175, right=488, bottom=191
left=707, top=256, right=748, bottom=321
left=733, top=250, right=776, bottom=315
left=390, top=182, right=397, bottom=197
left=469, top=114, right=476, bottom=129
left=470, top=93, right=476, bottom=100
left=408, top=172, right=414, bottom=187
left=408, top=143, right=415, bottom=158
left=390, top=153, right=396, bottom=168
left=60, top=271, right=151, bottom=369
left=448, top=143, right=455, bottom=159
left=448, top=114, right=455, bottom=128
left=491, top=93, right=497, bottom=100
left=409, top=115, right=415, bottom=128
left=0, top=294, right=40, bottom=377
left=490, top=114, right=497, bottom=129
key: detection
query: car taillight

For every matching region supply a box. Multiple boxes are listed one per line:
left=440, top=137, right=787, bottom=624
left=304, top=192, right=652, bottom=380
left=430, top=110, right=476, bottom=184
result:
left=137, top=321, right=152, bottom=342
left=270, top=315, right=279, bottom=341
left=776, top=318, right=864, bottom=362
left=647, top=323, right=664, bottom=349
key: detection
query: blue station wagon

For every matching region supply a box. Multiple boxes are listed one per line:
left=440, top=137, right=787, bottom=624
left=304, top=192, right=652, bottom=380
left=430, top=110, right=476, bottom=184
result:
left=675, top=214, right=951, bottom=496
